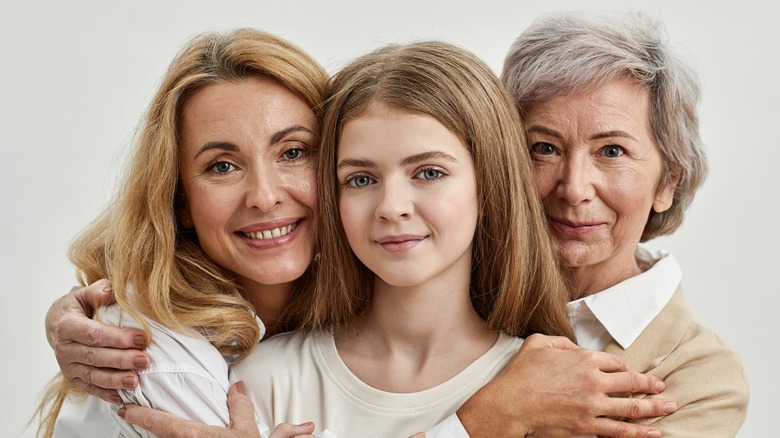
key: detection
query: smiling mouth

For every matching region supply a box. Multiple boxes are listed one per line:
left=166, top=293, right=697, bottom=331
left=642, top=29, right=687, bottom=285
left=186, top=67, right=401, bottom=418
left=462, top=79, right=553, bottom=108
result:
left=241, top=222, right=298, bottom=240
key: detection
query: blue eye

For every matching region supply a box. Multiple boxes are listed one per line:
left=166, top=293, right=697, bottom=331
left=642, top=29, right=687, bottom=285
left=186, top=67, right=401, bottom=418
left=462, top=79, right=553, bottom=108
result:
left=531, top=142, right=556, bottom=155
left=210, top=161, right=235, bottom=173
left=416, top=168, right=444, bottom=180
left=348, top=175, right=374, bottom=188
left=283, top=148, right=304, bottom=160
left=602, top=145, right=624, bottom=157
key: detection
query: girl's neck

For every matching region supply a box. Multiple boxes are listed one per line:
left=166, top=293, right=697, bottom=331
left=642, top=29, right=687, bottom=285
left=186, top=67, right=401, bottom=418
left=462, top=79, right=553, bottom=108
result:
left=238, top=279, right=294, bottom=337
left=335, top=266, right=498, bottom=393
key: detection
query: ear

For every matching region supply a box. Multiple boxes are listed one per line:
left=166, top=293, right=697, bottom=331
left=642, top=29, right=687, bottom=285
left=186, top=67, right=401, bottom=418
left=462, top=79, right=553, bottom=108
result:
left=178, top=203, right=194, bottom=229
left=652, top=168, right=681, bottom=213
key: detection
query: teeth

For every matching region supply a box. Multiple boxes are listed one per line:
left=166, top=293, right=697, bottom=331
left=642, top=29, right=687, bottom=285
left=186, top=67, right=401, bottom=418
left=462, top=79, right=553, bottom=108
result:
left=244, top=223, right=297, bottom=240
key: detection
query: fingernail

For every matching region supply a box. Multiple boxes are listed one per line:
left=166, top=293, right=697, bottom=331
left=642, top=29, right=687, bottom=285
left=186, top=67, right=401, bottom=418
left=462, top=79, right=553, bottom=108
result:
left=655, top=380, right=666, bottom=391
left=663, top=402, right=677, bottom=413
left=110, top=392, right=122, bottom=404
left=235, top=380, right=246, bottom=395
left=132, top=356, right=149, bottom=369
left=298, top=422, right=313, bottom=427
left=647, top=431, right=660, bottom=438
left=133, top=335, right=147, bottom=348
left=102, top=283, right=113, bottom=293
left=117, top=407, right=126, bottom=418
left=122, top=376, right=137, bottom=389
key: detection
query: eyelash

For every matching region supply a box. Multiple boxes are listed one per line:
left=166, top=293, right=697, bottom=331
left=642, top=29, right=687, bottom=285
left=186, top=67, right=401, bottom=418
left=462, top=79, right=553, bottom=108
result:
left=341, top=166, right=447, bottom=190
left=529, top=142, right=557, bottom=156
left=529, top=142, right=626, bottom=159
left=599, top=145, right=625, bottom=158
left=281, top=145, right=309, bottom=162
left=414, top=167, right=446, bottom=181
left=206, top=160, right=237, bottom=174
left=343, top=173, right=375, bottom=189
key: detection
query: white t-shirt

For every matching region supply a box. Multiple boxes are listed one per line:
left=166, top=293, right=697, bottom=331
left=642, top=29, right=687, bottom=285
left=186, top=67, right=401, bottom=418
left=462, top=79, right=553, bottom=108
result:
left=54, top=304, right=264, bottom=438
left=231, top=329, right=522, bottom=438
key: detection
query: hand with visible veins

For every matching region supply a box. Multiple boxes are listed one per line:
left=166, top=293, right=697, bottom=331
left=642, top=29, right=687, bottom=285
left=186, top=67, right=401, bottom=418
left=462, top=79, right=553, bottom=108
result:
left=46, top=279, right=150, bottom=402
left=456, top=334, right=676, bottom=438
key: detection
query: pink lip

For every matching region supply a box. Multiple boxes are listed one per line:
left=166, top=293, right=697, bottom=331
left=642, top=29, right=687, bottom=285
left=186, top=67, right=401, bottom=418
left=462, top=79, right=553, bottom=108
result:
left=549, top=217, right=604, bottom=237
left=375, top=234, right=427, bottom=252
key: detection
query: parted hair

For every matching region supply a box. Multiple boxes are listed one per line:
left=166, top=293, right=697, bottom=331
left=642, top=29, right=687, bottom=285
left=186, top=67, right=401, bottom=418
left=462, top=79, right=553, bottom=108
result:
left=502, top=12, right=707, bottom=241
left=299, top=41, right=574, bottom=340
left=36, top=28, right=327, bottom=437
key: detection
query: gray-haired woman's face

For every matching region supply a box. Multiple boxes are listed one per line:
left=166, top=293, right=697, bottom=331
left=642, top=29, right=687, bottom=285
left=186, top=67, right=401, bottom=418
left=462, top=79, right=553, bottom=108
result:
left=524, top=77, right=677, bottom=293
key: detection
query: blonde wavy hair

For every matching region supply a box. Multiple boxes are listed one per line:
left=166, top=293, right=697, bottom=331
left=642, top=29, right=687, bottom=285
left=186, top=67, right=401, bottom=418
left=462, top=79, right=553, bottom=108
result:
left=35, top=28, right=327, bottom=437
left=300, top=41, right=574, bottom=340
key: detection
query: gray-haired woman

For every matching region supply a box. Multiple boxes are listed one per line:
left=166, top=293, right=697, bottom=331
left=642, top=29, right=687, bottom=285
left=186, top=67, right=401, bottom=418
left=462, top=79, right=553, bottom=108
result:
left=495, top=11, right=748, bottom=437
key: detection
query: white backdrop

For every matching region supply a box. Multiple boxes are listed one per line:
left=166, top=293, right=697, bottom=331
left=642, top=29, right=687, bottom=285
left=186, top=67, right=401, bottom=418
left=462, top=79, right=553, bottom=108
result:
left=1, top=1, right=775, bottom=436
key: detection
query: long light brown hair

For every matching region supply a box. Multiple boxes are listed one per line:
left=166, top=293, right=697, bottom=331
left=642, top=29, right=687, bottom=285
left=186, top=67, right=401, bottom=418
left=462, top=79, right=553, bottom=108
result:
left=300, top=41, right=573, bottom=340
left=35, top=28, right=327, bottom=437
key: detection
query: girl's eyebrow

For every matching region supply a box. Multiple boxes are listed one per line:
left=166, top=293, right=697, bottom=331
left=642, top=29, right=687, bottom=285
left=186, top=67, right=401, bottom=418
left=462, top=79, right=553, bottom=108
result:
left=337, top=158, right=376, bottom=171
left=400, top=151, right=458, bottom=166
left=337, top=150, right=458, bottom=171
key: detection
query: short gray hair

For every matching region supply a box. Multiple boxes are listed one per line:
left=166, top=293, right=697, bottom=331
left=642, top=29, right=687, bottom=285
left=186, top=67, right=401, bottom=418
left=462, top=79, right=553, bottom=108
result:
left=502, top=12, right=707, bottom=241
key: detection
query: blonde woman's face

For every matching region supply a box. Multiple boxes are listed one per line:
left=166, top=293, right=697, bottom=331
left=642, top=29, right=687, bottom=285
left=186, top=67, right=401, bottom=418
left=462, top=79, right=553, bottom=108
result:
left=336, top=104, right=478, bottom=289
left=178, top=76, right=317, bottom=295
left=526, top=77, right=676, bottom=293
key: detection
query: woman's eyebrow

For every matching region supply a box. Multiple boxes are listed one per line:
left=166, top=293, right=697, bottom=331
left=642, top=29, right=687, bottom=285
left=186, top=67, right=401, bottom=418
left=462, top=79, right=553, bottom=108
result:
left=194, top=142, right=239, bottom=159
left=589, top=130, right=637, bottom=141
left=270, top=125, right=313, bottom=144
left=527, top=125, right=563, bottom=139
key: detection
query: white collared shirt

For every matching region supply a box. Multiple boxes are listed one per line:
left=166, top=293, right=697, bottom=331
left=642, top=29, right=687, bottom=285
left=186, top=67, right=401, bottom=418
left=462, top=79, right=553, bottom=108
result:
left=568, top=246, right=682, bottom=351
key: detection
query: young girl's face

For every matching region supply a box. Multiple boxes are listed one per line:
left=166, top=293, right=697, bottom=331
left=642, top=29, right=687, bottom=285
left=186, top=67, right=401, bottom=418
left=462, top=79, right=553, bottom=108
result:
left=336, top=103, right=479, bottom=289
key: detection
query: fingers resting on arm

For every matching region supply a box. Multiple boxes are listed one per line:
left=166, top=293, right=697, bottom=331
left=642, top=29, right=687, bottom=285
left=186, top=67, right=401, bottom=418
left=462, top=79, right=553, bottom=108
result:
left=46, top=279, right=151, bottom=402
left=456, top=333, right=675, bottom=438
left=119, top=381, right=283, bottom=438
left=268, top=423, right=316, bottom=438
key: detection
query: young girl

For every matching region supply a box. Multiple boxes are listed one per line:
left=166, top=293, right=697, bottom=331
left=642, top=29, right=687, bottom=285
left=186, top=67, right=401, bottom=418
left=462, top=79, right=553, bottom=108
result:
left=231, top=40, right=574, bottom=437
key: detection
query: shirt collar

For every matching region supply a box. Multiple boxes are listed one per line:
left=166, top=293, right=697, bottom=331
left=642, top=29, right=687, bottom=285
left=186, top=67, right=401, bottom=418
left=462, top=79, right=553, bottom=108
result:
left=568, top=246, right=681, bottom=349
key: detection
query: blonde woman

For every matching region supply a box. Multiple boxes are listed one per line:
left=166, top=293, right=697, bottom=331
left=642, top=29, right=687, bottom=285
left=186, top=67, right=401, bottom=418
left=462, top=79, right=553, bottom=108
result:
left=36, top=28, right=327, bottom=437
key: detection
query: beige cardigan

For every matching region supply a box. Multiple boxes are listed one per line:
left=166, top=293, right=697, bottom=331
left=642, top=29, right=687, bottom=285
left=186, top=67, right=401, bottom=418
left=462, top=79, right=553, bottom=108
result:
left=604, top=288, right=749, bottom=437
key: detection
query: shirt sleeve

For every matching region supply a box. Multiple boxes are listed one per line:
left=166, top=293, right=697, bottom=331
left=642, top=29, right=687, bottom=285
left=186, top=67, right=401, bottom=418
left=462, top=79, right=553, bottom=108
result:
left=98, top=305, right=233, bottom=437
left=424, top=413, right=470, bottom=438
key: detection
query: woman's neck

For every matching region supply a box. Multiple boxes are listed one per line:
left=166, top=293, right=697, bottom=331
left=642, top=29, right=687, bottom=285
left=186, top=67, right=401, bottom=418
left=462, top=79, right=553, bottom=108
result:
left=335, top=266, right=498, bottom=393
left=238, top=279, right=294, bottom=337
left=565, top=252, right=642, bottom=299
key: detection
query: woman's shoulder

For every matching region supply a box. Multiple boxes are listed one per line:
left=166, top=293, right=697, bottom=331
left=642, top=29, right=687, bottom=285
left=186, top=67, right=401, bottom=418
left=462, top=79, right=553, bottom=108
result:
left=99, top=303, right=230, bottom=382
